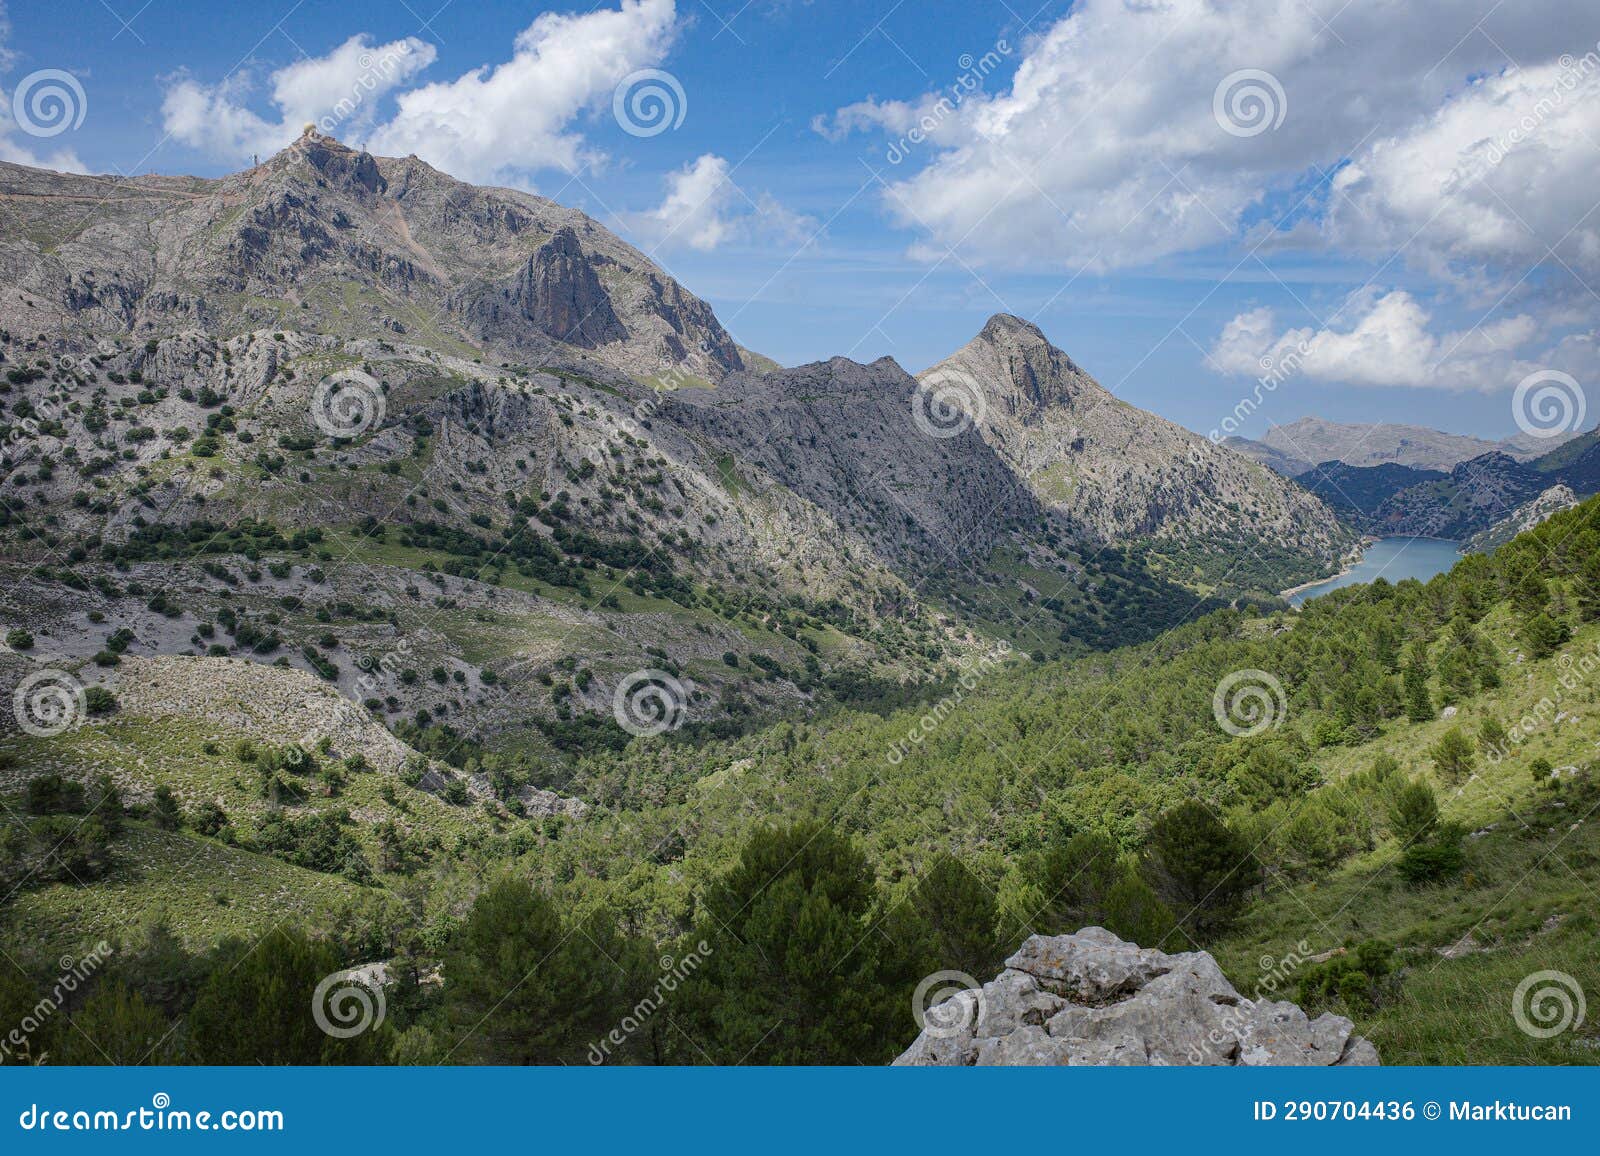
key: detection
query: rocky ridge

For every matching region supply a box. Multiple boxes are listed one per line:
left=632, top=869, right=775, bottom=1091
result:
left=895, top=927, right=1379, bottom=1067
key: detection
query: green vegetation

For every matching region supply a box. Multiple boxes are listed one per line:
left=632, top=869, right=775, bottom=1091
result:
left=4, top=496, right=1600, bottom=1065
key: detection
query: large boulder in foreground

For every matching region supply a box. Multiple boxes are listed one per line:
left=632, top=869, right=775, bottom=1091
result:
left=894, top=927, right=1379, bottom=1067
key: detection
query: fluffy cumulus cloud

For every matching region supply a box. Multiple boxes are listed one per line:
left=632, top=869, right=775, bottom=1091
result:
left=1207, top=290, right=1568, bottom=392
left=364, top=0, right=677, bottom=183
left=824, top=0, right=1600, bottom=280
left=161, top=0, right=678, bottom=185
left=628, top=153, right=814, bottom=251
left=1326, top=58, right=1600, bottom=288
left=162, top=34, right=437, bottom=160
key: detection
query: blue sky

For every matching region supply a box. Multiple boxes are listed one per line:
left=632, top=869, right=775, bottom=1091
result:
left=3, top=0, right=1599, bottom=443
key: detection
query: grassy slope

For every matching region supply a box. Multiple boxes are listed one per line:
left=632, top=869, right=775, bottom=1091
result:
left=1213, top=605, right=1600, bottom=1064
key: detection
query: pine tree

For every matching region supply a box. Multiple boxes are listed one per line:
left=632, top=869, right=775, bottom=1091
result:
left=442, top=878, right=626, bottom=1064
left=58, top=982, right=177, bottom=1064
left=1140, top=801, right=1257, bottom=939
left=188, top=928, right=388, bottom=1064
left=1429, top=727, right=1475, bottom=782
left=1403, top=654, right=1433, bottom=722
left=675, top=821, right=908, bottom=1065
left=1387, top=779, right=1438, bottom=845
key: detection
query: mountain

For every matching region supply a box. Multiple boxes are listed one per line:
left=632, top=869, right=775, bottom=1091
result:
left=1373, top=431, right=1600, bottom=538
left=923, top=316, right=1351, bottom=587
left=0, top=129, right=741, bottom=386
left=1225, top=416, right=1576, bottom=476
left=0, top=137, right=1356, bottom=733
left=1293, top=460, right=1447, bottom=523
left=1461, top=484, right=1580, bottom=554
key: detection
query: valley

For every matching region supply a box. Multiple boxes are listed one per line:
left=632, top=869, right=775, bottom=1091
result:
left=1, top=136, right=1596, bottom=1067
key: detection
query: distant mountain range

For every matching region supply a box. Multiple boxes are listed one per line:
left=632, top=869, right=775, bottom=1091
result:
left=1225, top=416, right=1575, bottom=475
left=1225, top=417, right=1599, bottom=541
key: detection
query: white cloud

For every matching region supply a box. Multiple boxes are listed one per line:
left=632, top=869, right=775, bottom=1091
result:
left=362, top=0, right=677, bottom=184
left=823, top=0, right=1600, bottom=277
left=162, top=34, right=437, bottom=160
left=1208, top=290, right=1555, bottom=391
left=1326, top=57, right=1600, bottom=289
left=627, top=152, right=813, bottom=251
left=161, top=1, right=678, bottom=186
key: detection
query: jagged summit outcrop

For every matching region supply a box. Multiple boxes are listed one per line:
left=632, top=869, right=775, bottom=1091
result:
left=895, top=927, right=1379, bottom=1067
left=0, top=135, right=743, bottom=385
left=924, top=316, right=1351, bottom=558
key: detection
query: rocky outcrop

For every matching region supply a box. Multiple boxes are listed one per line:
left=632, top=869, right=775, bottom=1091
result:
left=1462, top=483, right=1580, bottom=554
left=925, top=316, right=1353, bottom=561
left=895, top=928, right=1379, bottom=1067
left=470, top=226, right=628, bottom=350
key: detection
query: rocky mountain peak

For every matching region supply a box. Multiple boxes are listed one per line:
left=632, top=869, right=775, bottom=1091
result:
left=915, top=317, right=1351, bottom=559
left=979, top=311, right=1048, bottom=345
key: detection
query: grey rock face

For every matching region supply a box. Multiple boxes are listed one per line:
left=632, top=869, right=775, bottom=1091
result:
left=894, top=927, right=1380, bottom=1067
left=923, top=315, right=1353, bottom=562
left=0, top=131, right=743, bottom=387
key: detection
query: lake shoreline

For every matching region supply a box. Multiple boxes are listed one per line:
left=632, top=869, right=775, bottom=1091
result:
left=1279, top=535, right=1464, bottom=604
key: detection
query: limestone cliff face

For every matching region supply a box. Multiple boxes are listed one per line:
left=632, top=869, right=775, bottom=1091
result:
left=924, top=315, right=1352, bottom=560
left=0, top=130, right=743, bottom=385
left=896, top=927, right=1380, bottom=1067
left=663, top=355, right=1042, bottom=566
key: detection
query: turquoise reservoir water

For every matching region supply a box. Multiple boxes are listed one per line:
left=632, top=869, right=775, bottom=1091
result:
left=1285, top=537, right=1463, bottom=607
